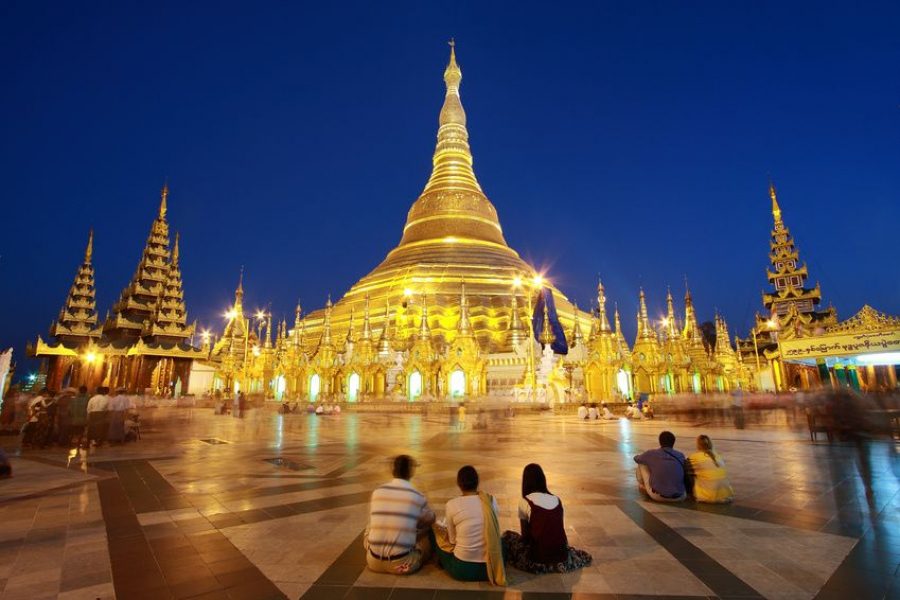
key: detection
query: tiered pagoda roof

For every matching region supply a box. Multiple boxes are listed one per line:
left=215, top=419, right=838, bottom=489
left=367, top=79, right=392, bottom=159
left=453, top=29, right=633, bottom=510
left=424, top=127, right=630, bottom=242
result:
left=49, top=230, right=102, bottom=343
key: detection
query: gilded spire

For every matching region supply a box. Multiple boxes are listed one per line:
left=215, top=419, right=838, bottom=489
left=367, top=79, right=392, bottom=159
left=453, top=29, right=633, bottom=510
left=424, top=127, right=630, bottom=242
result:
left=769, top=180, right=782, bottom=225
left=457, top=280, right=472, bottom=334
left=508, top=290, right=526, bottom=345
left=361, top=294, right=372, bottom=340
left=682, top=283, right=703, bottom=346
left=346, top=307, right=356, bottom=344
left=236, top=266, right=244, bottom=303
left=597, top=277, right=611, bottom=332
left=321, top=294, right=333, bottom=346
left=637, top=288, right=654, bottom=340
left=172, top=232, right=180, bottom=266
left=419, top=294, right=431, bottom=339
left=159, top=182, right=168, bottom=219
left=665, top=287, right=677, bottom=340
left=570, top=302, right=584, bottom=346
left=378, top=303, right=392, bottom=353
left=398, top=43, right=509, bottom=248
left=539, top=302, right=554, bottom=346
left=85, top=229, right=94, bottom=262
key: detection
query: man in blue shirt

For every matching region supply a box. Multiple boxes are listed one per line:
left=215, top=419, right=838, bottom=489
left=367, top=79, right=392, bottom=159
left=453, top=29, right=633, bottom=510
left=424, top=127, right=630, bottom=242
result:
left=634, top=431, right=687, bottom=502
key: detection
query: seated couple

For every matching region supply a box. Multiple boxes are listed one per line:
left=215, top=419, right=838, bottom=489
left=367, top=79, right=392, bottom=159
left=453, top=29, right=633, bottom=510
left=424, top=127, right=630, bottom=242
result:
left=364, top=457, right=591, bottom=585
left=634, top=431, right=734, bottom=503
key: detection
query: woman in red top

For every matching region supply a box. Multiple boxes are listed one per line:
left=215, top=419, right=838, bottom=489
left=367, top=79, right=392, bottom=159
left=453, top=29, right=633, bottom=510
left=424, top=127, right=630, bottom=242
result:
left=501, top=463, right=592, bottom=573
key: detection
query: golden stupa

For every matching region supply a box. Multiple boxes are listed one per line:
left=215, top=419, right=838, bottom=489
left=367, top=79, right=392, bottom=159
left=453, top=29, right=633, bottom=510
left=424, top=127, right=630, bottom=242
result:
left=300, top=44, right=582, bottom=351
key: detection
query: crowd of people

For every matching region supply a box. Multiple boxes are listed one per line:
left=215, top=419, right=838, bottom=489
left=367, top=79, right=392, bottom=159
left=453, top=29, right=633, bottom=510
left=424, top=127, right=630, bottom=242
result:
left=364, top=434, right=732, bottom=584
left=576, top=400, right=652, bottom=421
left=0, top=385, right=141, bottom=450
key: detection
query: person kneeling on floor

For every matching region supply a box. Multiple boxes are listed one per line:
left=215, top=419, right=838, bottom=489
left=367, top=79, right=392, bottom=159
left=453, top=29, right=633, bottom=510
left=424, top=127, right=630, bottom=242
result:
left=364, top=454, right=435, bottom=575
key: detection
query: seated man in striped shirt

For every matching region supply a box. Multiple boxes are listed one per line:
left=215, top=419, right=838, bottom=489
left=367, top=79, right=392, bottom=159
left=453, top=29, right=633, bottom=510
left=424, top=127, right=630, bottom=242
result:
left=364, top=454, right=435, bottom=574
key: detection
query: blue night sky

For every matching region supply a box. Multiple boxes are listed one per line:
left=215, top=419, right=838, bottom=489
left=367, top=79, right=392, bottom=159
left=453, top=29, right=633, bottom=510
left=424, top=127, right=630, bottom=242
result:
left=2, top=2, right=899, bottom=371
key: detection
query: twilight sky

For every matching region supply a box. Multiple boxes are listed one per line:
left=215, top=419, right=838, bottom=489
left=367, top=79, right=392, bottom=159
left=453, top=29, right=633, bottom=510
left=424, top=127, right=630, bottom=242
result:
left=2, top=1, right=899, bottom=373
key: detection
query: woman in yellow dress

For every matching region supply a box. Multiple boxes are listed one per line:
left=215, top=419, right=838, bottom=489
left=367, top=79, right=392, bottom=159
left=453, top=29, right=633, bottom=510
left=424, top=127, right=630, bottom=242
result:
left=688, top=435, right=734, bottom=503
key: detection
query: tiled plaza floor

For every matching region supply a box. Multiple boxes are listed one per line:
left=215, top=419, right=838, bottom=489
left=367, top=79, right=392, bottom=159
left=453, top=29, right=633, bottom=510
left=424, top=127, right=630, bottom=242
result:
left=1, top=407, right=898, bottom=599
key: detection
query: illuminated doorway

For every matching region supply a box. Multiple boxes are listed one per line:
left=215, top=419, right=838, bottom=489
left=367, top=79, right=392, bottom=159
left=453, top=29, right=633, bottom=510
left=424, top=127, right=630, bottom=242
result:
left=692, top=372, right=702, bottom=393
left=408, top=371, right=423, bottom=401
left=309, top=374, right=321, bottom=402
left=449, top=369, right=466, bottom=397
left=347, top=372, right=360, bottom=402
left=275, top=375, right=286, bottom=400
left=616, top=369, right=631, bottom=399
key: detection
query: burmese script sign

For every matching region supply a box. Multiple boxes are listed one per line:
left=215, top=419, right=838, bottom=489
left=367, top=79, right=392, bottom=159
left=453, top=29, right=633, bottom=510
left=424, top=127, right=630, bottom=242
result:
left=780, top=330, right=900, bottom=360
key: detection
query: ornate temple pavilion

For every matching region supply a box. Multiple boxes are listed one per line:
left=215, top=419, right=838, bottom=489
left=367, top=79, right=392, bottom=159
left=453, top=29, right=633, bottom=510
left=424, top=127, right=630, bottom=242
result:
left=29, top=185, right=205, bottom=394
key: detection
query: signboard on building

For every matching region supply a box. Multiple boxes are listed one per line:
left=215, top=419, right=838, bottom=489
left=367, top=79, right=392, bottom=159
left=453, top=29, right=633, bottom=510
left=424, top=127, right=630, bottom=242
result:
left=780, top=330, right=900, bottom=360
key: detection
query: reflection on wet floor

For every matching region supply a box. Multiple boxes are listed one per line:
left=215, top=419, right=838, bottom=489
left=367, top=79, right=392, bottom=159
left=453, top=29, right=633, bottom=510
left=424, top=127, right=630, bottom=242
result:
left=0, top=406, right=898, bottom=599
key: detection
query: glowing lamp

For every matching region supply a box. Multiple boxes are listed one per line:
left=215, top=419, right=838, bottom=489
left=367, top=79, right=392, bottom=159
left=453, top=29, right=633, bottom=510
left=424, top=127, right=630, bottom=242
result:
left=766, top=319, right=777, bottom=329
left=512, top=276, right=522, bottom=288
left=225, top=310, right=237, bottom=320
left=84, top=352, right=97, bottom=364
left=403, top=288, right=413, bottom=298
left=532, top=274, right=544, bottom=287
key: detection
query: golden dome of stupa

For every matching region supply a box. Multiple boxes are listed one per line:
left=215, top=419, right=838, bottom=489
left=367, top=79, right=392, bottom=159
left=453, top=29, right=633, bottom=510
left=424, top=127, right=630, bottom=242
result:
left=300, top=44, right=582, bottom=351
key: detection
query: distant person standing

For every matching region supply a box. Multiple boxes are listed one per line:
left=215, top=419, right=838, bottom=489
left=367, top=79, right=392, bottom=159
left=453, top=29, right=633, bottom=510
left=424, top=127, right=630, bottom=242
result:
left=86, top=387, right=110, bottom=446
left=67, top=386, right=90, bottom=447
left=107, top=388, right=131, bottom=443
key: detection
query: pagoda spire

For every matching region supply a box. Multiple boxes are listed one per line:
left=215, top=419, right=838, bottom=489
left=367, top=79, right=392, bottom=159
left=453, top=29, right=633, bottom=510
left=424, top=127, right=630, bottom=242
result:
left=85, top=228, right=94, bottom=262
left=769, top=180, right=782, bottom=226
left=421, top=40, right=481, bottom=196
left=322, top=295, right=333, bottom=345
left=419, top=294, right=431, bottom=339
left=359, top=294, right=372, bottom=340
left=508, top=289, right=527, bottom=346
left=293, top=300, right=302, bottom=348
left=159, top=181, right=169, bottom=219
left=378, top=303, right=393, bottom=354
left=637, top=288, right=654, bottom=340
left=51, top=229, right=102, bottom=342
left=105, top=185, right=174, bottom=340
left=682, top=284, right=703, bottom=346
left=346, top=307, right=356, bottom=344
left=665, top=287, right=678, bottom=340
left=457, top=280, right=472, bottom=335
left=569, top=302, right=584, bottom=346
left=539, top=302, right=554, bottom=346
left=597, top=277, right=611, bottom=332
left=148, top=231, right=192, bottom=341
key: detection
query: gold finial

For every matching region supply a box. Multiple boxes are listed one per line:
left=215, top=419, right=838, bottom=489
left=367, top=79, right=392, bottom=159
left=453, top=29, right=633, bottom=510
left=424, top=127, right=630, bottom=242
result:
left=769, top=180, right=782, bottom=223
left=444, top=38, right=462, bottom=92
left=159, top=181, right=169, bottom=219
left=237, top=266, right=244, bottom=294
left=172, top=232, right=180, bottom=265
left=84, top=229, right=94, bottom=263
left=539, top=302, right=554, bottom=346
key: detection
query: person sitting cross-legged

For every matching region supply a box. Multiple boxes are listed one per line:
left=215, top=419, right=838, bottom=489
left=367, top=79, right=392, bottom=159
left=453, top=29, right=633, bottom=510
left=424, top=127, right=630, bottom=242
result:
left=432, top=465, right=506, bottom=585
left=688, top=435, right=734, bottom=504
left=502, top=463, right=592, bottom=573
left=634, top=431, right=688, bottom=502
left=364, top=454, right=435, bottom=575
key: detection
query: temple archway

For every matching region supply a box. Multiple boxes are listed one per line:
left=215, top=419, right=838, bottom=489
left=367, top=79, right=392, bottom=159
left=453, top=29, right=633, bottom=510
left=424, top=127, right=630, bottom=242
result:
left=408, top=371, right=423, bottom=401
left=347, top=372, right=360, bottom=402
left=309, top=373, right=321, bottom=402
left=449, top=368, right=466, bottom=397
left=616, top=369, right=632, bottom=399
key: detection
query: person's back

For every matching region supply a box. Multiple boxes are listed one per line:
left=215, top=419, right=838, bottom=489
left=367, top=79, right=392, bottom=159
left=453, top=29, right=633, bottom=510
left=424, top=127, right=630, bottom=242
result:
left=634, top=431, right=686, bottom=502
left=446, top=494, right=492, bottom=562
left=365, top=455, right=434, bottom=575
left=587, top=406, right=599, bottom=420
left=688, top=435, right=733, bottom=503
left=577, top=404, right=588, bottom=420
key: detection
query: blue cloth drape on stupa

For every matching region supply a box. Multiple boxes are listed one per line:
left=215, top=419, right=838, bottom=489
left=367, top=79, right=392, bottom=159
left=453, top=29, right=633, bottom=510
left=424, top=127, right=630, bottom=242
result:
left=531, top=287, right=568, bottom=355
